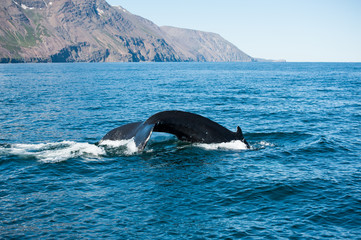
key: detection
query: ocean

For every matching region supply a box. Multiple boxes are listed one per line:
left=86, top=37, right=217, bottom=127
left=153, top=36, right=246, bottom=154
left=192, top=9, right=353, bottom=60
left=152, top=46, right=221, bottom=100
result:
left=1, top=62, right=360, bottom=239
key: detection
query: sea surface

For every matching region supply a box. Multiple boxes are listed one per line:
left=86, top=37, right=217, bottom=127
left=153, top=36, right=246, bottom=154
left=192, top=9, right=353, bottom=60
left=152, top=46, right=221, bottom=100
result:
left=0, top=62, right=360, bottom=239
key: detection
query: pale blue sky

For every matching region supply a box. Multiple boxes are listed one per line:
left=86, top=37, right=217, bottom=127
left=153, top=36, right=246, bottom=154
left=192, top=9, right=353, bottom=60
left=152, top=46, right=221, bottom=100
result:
left=106, top=0, right=361, bottom=62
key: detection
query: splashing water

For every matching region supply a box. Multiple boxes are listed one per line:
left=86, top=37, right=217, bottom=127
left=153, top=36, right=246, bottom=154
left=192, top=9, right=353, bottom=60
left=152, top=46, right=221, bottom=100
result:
left=0, top=138, right=254, bottom=163
left=195, top=140, right=249, bottom=151
left=1, top=141, right=105, bottom=163
left=0, top=139, right=141, bottom=163
left=98, top=139, right=138, bottom=155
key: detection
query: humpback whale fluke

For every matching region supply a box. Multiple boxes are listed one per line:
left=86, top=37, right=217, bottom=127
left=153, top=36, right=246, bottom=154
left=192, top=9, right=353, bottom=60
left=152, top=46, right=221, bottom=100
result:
left=101, top=110, right=249, bottom=151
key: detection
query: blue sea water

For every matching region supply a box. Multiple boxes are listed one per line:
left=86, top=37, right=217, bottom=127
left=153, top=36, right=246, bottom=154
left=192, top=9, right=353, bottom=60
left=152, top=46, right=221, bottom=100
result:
left=0, top=62, right=360, bottom=239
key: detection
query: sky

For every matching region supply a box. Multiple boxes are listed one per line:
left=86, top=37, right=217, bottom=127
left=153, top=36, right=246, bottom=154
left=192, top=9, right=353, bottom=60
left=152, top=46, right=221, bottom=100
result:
left=106, top=0, right=361, bottom=62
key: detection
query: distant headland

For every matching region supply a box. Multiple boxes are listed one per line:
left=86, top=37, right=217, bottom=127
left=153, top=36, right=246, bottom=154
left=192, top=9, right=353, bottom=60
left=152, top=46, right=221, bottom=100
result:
left=0, top=0, right=285, bottom=63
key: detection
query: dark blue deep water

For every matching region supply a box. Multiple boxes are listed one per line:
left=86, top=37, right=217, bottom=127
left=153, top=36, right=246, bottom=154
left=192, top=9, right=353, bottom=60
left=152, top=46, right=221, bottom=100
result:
left=1, top=62, right=360, bottom=239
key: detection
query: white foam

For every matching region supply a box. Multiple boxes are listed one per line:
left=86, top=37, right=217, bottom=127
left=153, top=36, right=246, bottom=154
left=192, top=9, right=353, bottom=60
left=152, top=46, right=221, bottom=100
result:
left=0, top=138, right=141, bottom=162
left=39, top=142, right=105, bottom=163
left=98, top=139, right=138, bottom=155
left=195, top=140, right=248, bottom=151
left=12, top=142, right=62, bottom=151
left=259, top=141, right=275, bottom=147
left=5, top=141, right=105, bottom=163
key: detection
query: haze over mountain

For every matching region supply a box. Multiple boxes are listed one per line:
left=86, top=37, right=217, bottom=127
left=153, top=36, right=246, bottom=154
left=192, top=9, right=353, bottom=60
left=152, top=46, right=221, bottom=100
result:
left=0, top=0, right=272, bottom=63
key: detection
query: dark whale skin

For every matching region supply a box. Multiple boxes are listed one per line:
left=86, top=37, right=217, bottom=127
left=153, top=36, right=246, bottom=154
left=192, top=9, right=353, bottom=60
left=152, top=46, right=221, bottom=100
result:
left=101, top=110, right=249, bottom=151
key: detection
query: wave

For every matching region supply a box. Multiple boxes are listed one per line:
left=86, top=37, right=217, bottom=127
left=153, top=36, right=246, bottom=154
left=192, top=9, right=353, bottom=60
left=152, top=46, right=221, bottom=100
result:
left=0, top=141, right=106, bottom=163
left=98, top=139, right=138, bottom=156
left=194, top=140, right=249, bottom=151
left=1, top=138, right=258, bottom=163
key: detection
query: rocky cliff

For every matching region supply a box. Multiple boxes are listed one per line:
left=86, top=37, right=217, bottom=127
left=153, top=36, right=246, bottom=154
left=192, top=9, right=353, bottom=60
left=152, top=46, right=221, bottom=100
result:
left=0, top=0, right=258, bottom=63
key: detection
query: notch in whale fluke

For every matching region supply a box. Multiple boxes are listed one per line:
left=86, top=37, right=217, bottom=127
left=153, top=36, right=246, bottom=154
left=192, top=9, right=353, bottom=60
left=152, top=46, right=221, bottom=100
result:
left=100, top=111, right=250, bottom=151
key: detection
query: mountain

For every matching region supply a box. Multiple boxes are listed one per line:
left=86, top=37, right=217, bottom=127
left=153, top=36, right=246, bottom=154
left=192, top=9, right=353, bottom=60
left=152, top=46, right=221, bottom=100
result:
left=0, top=0, right=262, bottom=63
left=161, top=26, right=253, bottom=62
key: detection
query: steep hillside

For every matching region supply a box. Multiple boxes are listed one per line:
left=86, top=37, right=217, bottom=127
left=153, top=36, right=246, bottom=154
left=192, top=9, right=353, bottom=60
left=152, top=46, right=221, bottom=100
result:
left=161, top=26, right=253, bottom=62
left=0, top=0, right=259, bottom=63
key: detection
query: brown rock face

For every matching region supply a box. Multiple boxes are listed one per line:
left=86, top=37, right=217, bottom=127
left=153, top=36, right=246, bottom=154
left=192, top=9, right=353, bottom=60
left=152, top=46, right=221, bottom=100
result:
left=0, top=0, right=256, bottom=63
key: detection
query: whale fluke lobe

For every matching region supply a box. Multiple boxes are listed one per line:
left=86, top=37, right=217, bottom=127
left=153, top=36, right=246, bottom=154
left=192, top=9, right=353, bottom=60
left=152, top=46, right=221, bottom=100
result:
left=236, top=126, right=249, bottom=147
left=100, top=111, right=249, bottom=151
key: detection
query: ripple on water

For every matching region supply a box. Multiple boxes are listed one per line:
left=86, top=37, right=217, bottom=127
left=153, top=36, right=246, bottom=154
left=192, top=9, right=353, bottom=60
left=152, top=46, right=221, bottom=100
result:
left=1, top=62, right=361, bottom=239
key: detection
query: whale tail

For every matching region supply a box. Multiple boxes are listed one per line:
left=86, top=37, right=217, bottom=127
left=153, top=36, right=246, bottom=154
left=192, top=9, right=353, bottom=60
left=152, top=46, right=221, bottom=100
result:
left=100, top=121, right=155, bottom=151
left=236, top=126, right=250, bottom=148
left=100, top=111, right=250, bottom=151
left=133, top=123, right=155, bottom=150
